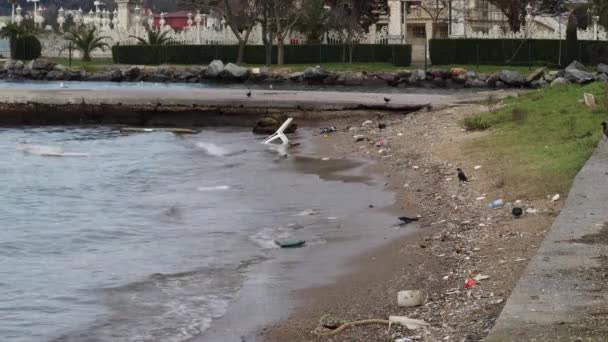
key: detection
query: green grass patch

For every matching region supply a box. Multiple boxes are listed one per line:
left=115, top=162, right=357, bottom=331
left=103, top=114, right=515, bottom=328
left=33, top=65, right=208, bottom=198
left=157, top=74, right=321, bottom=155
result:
left=465, top=83, right=607, bottom=200
left=51, top=57, right=112, bottom=72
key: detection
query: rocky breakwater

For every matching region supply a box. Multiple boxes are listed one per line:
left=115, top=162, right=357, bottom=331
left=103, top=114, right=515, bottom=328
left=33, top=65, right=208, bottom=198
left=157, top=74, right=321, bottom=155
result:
left=2, top=58, right=607, bottom=90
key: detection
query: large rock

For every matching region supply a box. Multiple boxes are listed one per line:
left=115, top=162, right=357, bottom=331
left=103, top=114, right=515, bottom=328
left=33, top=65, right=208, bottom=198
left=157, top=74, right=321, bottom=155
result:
left=87, top=72, right=113, bottom=82
left=465, top=79, right=487, bottom=88
left=396, top=70, right=412, bottom=79
left=526, top=67, right=547, bottom=83
left=303, top=65, right=328, bottom=81
left=31, top=57, right=56, bottom=71
left=253, top=117, right=298, bottom=135
left=450, top=67, right=467, bottom=76
left=596, top=73, right=608, bottom=83
left=12, top=60, right=24, bottom=71
left=598, top=63, right=608, bottom=74
left=498, top=70, right=525, bottom=87
left=110, top=69, right=123, bottom=82
left=223, top=63, right=249, bottom=79
left=287, top=72, right=303, bottom=82
left=3, top=59, right=16, bottom=70
left=408, top=69, right=426, bottom=84
left=530, top=79, right=548, bottom=89
left=565, top=60, right=585, bottom=71
left=206, top=60, right=224, bottom=78
left=551, top=77, right=569, bottom=86
left=45, top=70, right=65, bottom=81
left=124, top=66, right=141, bottom=80
left=565, top=68, right=595, bottom=84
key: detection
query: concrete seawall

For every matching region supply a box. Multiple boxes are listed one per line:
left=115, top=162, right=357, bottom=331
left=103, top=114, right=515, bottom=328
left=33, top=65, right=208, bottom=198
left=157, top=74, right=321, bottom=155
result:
left=0, top=86, right=457, bottom=126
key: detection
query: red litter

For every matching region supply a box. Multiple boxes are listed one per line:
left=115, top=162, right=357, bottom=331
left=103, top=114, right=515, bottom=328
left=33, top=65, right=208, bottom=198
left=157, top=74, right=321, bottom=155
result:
left=464, top=278, right=477, bottom=289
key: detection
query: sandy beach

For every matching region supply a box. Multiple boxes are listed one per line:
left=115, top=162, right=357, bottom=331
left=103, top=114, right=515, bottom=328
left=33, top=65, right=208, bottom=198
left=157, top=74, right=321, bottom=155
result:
left=261, top=104, right=561, bottom=341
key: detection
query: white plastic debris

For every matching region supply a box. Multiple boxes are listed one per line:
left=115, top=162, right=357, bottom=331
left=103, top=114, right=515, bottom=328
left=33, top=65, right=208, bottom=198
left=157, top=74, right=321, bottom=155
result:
left=474, top=274, right=490, bottom=281
left=526, top=208, right=538, bottom=214
left=474, top=165, right=482, bottom=170
left=397, top=290, right=425, bottom=308
left=362, top=120, right=373, bottom=126
left=412, top=166, right=420, bottom=169
left=552, top=194, right=561, bottom=202
left=388, top=316, right=429, bottom=331
left=476, top=196, right=486, bottom=201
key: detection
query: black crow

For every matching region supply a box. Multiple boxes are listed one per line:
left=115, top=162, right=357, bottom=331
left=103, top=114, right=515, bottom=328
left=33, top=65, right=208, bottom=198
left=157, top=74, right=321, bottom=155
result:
left=398, top=216, right=419, bottom=224
left=512, top=207, right=523, bottom=218
left=457, top=168, right=468, bottom=183
left=378, top=123, right=387, bottom=129
left=602, top=122, right=608, bottom=140
left=246, top=90, right=252, bottom=98
left=384, top=97, right=391, bottom=104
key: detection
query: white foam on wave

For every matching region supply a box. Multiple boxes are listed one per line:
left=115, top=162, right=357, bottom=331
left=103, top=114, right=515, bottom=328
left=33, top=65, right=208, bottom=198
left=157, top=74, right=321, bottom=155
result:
left=195, top=142, right=229, bottom=157
left=250, top=227, right=291, bottom=249
left=16, top=144, right=89, bottom=157
left=197, top=185, right=231, bottom=192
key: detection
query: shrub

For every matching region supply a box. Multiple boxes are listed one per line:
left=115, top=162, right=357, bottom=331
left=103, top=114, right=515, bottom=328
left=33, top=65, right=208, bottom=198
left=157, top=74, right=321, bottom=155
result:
left=464, top=115, right=493, bottom=131
left=13, top=35, right=41, bottom=60
left=112, top=44, right=412, bottom=66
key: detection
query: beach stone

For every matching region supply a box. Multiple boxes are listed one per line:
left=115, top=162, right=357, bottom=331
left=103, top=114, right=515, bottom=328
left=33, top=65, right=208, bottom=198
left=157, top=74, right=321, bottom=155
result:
left=287, top=72, right=304, bottom=82
left=526, top=67, right=547, bottom=83
left=340, top=72, right=364, bottom=86
left=13, top=60, right=24, bottom=70
left=31, top=57, right=56, bottom=71
left=223, top=63, right=249, bottom=79
left=565, top=68, right=595, bottom=84
left=147, top=73, right=168, bottom=83
left=498, top=70, right=525, bottom=87
left=53, top=64, right=66, bottom=72
left=303, top=65, right=328, bottom=81
left=565, top=60, right=585, bottom=71
left=454, top=73, right=468, bottom=84
left=375, top=72, right=397, bottom=83
left=45, top=70, right=65, bottom=81
left=430, top=69, right=449, bottom=79
left=320, top=314, right=341, bottom=329
left=598, top=63, right=608, bottom=74
left=432, top=77, right=446, bottom=88
left=206, top=60, right=224, bottom=78
left=466, top=70, right=478, bottom=79
left=551, top=77, right=569, bottom=86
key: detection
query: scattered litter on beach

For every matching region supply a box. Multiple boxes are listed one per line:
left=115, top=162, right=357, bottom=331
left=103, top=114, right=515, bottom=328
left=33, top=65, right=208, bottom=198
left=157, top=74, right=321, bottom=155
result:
left=320, top=127, right=337, bottom=134
left=474, top=165, right=482, bottom=170
left=476, top=196, right=486, bottom=201
left=551, top=194, right=561, bottom=202
left=322, top=157, right=331, bottom=161
left=526, top=208, right=538, bottom=214
left=388, top=316, right=429, bottom=331
left=515, top=257, right=527, bottom=262
left=488, top=199, right=504, bottom=209
left=397, top=290, right=425, bottom=307
left=362, top=120, right=373, bottom=126
left=327, top=217, right=338, bottom=220
left=464, top=278, right=477, bottom=288
left=473, top=274, right=490, bottom=282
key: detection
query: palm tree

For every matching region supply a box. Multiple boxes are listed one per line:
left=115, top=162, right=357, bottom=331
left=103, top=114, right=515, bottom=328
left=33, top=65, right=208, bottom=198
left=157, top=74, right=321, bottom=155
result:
left=0, top=21, right=38, bottom=59
left=65, top=26, right=109, bottom=62
left=131, top=28, right=174, bottom=46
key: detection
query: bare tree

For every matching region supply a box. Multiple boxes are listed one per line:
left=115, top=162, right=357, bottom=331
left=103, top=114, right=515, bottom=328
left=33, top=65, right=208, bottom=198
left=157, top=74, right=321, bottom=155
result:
left=272, top=0, right=302, bottom=65
left=223, top=0, right=260, bottom=64
left=487, top=0, right=568, bottom=31
left=327, top=1, right=364, bottom=63
left=416, top=0, right=449, bottom=39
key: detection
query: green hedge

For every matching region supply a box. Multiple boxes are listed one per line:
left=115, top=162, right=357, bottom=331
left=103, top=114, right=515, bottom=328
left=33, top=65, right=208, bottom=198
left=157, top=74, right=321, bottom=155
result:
left=430, top=39, right=608, bottom=67
left=13, top=35, right=41, bottom=60
left=112, top=44, right=411, bottom=66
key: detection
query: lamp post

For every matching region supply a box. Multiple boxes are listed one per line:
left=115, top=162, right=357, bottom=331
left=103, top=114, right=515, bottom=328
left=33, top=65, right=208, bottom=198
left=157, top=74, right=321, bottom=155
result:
left=57, top=7, right=65, bottom=32
left=15, top=5, right=23, bottom=25
left=27, top=0, right=40, bottom=26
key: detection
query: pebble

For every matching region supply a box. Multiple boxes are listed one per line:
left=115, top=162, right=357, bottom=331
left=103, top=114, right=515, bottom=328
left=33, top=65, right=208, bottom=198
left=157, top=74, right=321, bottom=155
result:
left=476, top=196, right=486, bottom=201
left=551, top=194, right=560, bottom=202
left=474, top=165, right=482, bottom=170
left=413, top=166, right=420, bottom=169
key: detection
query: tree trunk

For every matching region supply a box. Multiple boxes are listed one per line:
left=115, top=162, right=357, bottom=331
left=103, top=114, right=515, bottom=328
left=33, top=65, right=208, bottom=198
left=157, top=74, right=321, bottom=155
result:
left=83, top=51, right=91, bottom=62
left=277, top=37, right=285, bottom=65
left=237, top=39, right=246, bottom=64
left=9, top=37, right=16, bottom=59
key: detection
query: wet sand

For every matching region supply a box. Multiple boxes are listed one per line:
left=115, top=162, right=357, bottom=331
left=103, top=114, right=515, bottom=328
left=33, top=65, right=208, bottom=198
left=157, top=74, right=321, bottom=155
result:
left=261, top=105, right=556, bottom=341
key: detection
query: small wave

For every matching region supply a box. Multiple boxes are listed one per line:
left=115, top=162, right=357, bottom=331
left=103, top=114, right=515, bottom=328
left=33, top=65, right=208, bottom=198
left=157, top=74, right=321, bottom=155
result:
left=195, top=142, right=229, bottom=157
left=294, top=209, right=319, bottom=217
left=250, top=227, right=291, bottom=249
left=197, top=185, right=231, bottom=192
left=16, top=144, right=89, bottom=157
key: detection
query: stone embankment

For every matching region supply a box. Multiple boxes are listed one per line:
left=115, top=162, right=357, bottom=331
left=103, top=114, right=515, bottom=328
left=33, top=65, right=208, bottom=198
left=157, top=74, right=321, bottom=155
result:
left=2, top=58, right=607, bottom=89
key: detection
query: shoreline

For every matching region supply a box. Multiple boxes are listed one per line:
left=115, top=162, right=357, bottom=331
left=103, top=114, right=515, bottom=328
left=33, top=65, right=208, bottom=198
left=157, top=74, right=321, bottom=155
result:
left=261, top=103, right=560, bottom=341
